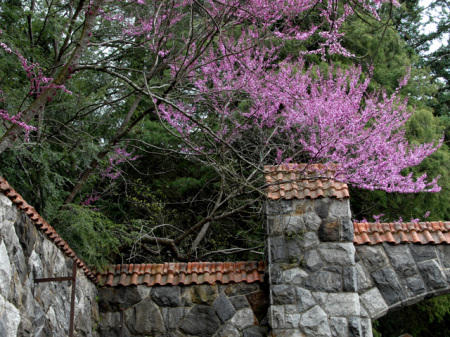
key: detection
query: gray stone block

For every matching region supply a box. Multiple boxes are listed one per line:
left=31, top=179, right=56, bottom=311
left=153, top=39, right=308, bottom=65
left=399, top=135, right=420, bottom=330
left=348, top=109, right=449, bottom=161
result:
left=272, top=285, right=296, bottom=305
left=151, top=286, right=181, bottom=307
left=418, top=259, right=448, bottom=290
left=324, top=293, right=360, bottom=317
left=269, top=236, right=288, bottom=263
left=341, top=218, right=354, bottom=242
left=318, top=219, right=341, bottom=241
left=328, top=199, right=351, bottom=219
left=304, top=249, right=323, bottom=273
left=318, top=243, right=355, bottom=266
left=299, top=305, right=331, bottom=337
left=294, top=287, right=316, bottom=312
left=401, top=275, right=426, bottom=298
left=162, top=307, right=189, bottom=330
left=359, top=288, right=388, bottom=319
left=267, top=216, right=284, bottom=235
left=298, top=232, right=320, bottom=250
left=285, top=305, right=301, bottom=328
left=269, top=305, right=285, bottom=329
left=356, top=245, right=389, bottom=273
left=410, top=244, right=438, bottom=262
left=286, top=239, right=302, bottom=261
left=179, top=305, right=220, bottom=337
left=383, top=244, right=418, bottom=278
left=355, top=262, right=373, bottom=294
left=314, top=199, right=331, bottom=219
left=360, top=318, right=373, bottom=337
left=438, top=245, right=450, bottom=269
left=229, top=296, right=250, bottom=310
left=302, top=212, right=322, bottom=232
left=343, top=266, right=357, bottom=292
left=266, top=200, right=293, bottom=215
left=126, top=299, right=165, bottom=335
left=213, top=293, right=236, bottom=323
left=282, top=267, right=308, bottom=284
left=348, top=317, right=362, bottom=337
left=229, top=308, right=255, bottom=331
left=330, top=317, right=347, bottom=337
left=215, top=324, right=240, bottom=337
left=284, top=215, right=307, bottom=234
left=371, top=267, right=406, bottom=306
left=269, top=263, right=283, bottom=285
left=303, top=270, right=341, bottom=292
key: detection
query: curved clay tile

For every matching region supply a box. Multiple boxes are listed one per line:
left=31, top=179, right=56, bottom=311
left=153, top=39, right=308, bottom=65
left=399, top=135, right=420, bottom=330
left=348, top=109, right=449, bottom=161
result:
left=96, top=261, right=266, bottom=287
left=353, top=221, right=450, bottom=246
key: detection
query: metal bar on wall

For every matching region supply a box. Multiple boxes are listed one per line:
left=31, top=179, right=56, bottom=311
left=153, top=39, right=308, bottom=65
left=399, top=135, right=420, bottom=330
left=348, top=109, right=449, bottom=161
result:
left=34, top=261, right=77, bottom=337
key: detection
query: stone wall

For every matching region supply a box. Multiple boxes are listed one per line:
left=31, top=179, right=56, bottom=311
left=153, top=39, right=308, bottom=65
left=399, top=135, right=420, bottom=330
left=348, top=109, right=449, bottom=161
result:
left=355, top=243, right=450, bottom=320
left=0, top=193, right=99, bottom=337
left=266, top=197, right=371, bottom=337
left=266, top=196, right=450, bottom=337
left=97, top=282, right=269, bottom=337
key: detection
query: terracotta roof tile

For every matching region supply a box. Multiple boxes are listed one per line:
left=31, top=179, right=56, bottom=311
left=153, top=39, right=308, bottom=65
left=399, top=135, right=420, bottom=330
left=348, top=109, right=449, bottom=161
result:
left=264, top=164, right=350, bottom=200
left=0, top=176, right=98, bottom=284
left=96, top=261, right=266, bottom=287
left=353, top=221, right=450, bottom=245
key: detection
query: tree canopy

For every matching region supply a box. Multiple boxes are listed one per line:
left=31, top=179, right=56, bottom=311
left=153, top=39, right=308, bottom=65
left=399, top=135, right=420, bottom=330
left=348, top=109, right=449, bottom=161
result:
left=0, top=0, right=448, bottom=268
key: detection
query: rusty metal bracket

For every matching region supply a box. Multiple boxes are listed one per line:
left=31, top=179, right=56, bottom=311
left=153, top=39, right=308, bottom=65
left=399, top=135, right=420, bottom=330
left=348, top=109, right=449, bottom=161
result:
left=34, top=262, right=77, bottom=337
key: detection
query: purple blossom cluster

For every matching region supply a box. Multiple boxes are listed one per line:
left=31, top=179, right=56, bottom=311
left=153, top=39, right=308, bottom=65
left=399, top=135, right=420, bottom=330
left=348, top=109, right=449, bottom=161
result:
left=0, top=36, right=71, bottom=141
left=101, top=146, right=140, bottom=180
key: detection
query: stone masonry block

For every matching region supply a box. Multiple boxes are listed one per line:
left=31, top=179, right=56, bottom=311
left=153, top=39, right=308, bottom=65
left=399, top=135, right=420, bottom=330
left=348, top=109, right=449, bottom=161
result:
left=383, top=244, right=418, bottom=279
left=328, top=199, right=351, bottom=219
left=359, top=288, right=388, bottom=319
left=299, top=306, right=331, bottom=337
left=267, top=216, right=284, bottom=235
left=294, top=287, right=316, bottom=313
left=314, top=199, right=331, bottom=219
left=410, top=244, right=438, bottom=262
left=318, top=219, right=340, bottom=241
left=355, top=262, right=373, bottom=294
left=293, top=199, right=316, bottom=215
left=438, top=245, right=450, bottom=269
left=318, top=243, right=355, bottom=266
left=371, top=267, right=406, bottom=306
left=298, top=232, right=320, bottom=250
left=304, top=249, right=323, bottom=273
left=400, top=275, right=426, bottom=300
left=284, top=305, right=301, bottom=328
left=301, top=213, right=322, bottom=232
left=269, top=236, right=288, bottom=263
left=303, top=270, right=342, bottom=292
left=282, top=267, right=308, bottom=284
left=323, top=293, right=360, bottom=317
left=417, top=259, right=448, bottom=290
left=341, top=218, right=354, bottom=242
left=329, top=317, right=347, bottom=337
left=355, top=246, right=389, bottom=273
left=343, top=266, right=358, bottom=292
left=348, top=317, right=362, bottom=337
left=269, top=305, right=285, bottom=329
left=284, top=216, right=307, bottom=234
left=361, top=318, right=373, bottom=337
left=272, top=285, right=296, bottom=305
left=266, top=200, right=293, bottom=216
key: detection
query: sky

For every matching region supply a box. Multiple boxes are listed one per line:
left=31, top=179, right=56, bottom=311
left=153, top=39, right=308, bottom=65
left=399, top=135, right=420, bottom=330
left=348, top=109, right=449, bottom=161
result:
left=419, top=0, right=449, bottom=53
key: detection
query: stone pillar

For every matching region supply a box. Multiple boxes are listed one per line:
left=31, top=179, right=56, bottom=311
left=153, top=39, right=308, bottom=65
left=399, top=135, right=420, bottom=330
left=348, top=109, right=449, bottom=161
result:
left=265, top=164, right=371, bottom=337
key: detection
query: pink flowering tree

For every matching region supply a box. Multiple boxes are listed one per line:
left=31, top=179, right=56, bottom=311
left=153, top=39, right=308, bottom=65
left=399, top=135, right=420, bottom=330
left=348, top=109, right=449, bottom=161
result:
left=0, top=0, right=444, bottom=260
